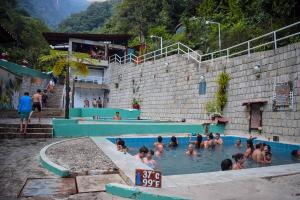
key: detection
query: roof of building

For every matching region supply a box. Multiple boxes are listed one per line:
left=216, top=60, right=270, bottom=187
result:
left=43, top=32, right=132, bottom=46
left=0, top=24, right=17, bottom=43
left=0, top=60, right=49, bottom=79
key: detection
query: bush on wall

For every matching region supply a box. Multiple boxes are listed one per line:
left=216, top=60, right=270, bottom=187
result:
left=205, top=72, right=230, bottom=116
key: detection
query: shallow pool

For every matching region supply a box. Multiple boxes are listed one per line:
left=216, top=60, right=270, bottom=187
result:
left=107, top=136, right=300, bottom=176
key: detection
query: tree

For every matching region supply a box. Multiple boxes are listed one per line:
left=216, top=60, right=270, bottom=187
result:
left=38, top=50, right=89, bottom=118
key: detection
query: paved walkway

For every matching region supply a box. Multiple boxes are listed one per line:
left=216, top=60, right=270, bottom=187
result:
left=0, top=138, right=129, bottom=200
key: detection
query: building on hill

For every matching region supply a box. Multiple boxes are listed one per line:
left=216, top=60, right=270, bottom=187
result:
left=0, top=60, right=49, bottom=109
left=43, top=32, right=131, bottom=108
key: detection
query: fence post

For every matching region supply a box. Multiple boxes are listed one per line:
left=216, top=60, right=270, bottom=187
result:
left=247, top=41, right=251, bottom=55
left=177, top=43, right=180, bottom=54
left=129, top=54, right=132, bottom=63
left=226, top=49, right=229, bottom=58
left=187, top=48, right=190, bottom=60
left=274, top=31, right=277, bottom=49
left=165, top=47, right=167, bottom=57
left=154, top=51, right=156, bottom=61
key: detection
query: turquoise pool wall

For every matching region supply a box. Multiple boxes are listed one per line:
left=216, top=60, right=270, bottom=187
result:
left=69, top=108, right=141, bottom=119
left=52, top=119, right=225, bottom=137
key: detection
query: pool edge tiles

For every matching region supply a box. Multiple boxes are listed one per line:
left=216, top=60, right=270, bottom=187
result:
left=90, top=136, right=300, bottom=189
left=90, top=136, right=153, bottom=186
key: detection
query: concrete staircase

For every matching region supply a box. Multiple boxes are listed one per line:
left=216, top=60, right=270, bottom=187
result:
left=0, top=123, right=52, bottom=138
left=46, top=84, right=64, bottom=108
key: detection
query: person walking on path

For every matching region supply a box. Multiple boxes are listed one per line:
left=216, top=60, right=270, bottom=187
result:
left=29, top=89, right=43, bottom=122
left=18, top=92, right=32, bottom=134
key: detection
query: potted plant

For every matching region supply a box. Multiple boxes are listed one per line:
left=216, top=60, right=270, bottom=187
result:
left=132, top=98, right=140, bottom=110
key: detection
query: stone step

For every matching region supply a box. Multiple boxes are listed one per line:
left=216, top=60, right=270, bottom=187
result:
left=0, top=127, right=52, bottom=133
left=0, top=109, right=64, bottom=118
left=0, top=132, right=52, bottom=139
left=0, top=123, right=52, bottom=128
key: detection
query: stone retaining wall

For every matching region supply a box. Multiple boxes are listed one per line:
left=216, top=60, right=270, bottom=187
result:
left=107, top=43, right=300, bottom=142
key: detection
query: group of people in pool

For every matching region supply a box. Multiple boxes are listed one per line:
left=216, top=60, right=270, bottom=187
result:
left=221, top=136, right=300, bottom=171
left=116, top=135, right=300, bottom=170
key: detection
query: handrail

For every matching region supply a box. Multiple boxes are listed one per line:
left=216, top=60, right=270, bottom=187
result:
left=109, top=21, right=300, bottom=65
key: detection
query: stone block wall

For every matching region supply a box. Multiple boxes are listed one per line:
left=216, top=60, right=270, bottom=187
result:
left=107, top=43, right=300, bottom=142
left=20, top=76, right=49, bottom=96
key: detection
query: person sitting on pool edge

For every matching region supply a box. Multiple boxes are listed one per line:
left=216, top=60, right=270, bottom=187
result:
left=232, top=153, right=244, bottom=170
left=221, top=159, right=233, bottom=171
left=189, top=134, right=204, bottom=149
left=186, top=144, right=197, bottom=156
left=204, top=133, right=215, bottom=148
left=291, top=150, right=300, bottom=159
left=135, top=146, right=149, bottom=161
left=168, top=136, right=178, bottom=148
left=116, top=138, right=128, bottom=153
left=143, top=150, right=157, bottom=169
left=113, top=112, right=122, bottom=120
left=235, top=138, right=243, bottom=148
left=215, top=133, right=223, bottom=145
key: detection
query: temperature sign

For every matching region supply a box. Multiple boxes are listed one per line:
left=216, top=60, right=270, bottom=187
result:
left=135, top=169, right=162, bottom=188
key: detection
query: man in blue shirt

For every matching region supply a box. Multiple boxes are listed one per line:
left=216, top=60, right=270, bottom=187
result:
left=18, top=92, right=32, bottom=134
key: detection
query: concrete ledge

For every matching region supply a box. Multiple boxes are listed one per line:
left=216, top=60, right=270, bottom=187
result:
left=39, top=139, right=81, bottom=177
left=105, top=183, right=188, bottom=200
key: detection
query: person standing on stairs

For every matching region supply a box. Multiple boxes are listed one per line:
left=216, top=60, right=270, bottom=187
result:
left=18, top=92, right=32, bottom=134
left=29, top=89, right=43, bottom=122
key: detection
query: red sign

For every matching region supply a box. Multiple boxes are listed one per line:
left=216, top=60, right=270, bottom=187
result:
left=135, top=169, right=162, bottom=188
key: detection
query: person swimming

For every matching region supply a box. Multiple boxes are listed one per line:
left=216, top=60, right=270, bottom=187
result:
left=235, top=138, right=243, bottom=148
left=143, top=150, right=157, bottom=169
left=204, top=133, right=215, bottom=149
left=190, top=134, right=204, bottom=149
left=116, top=138, right=128, bottom=152
left=135, top=146, right=149, bottom=161
left=186, top=144, right=197, bottom=156
left=291, top=150, right=300, bottom=159
left=244, top=138, right=254, bottom=159
left=232, top=153, right=244, bottom=170
left=215, top=133, right=223, bottom=145
left=154, top=136, right=163, bottom=147
left=169, top=136, right=178, bottom=148
left=263, top=144, right=272, bottom=164
left=221, top=159, right=233, bottom=171
left=252, top=143, right=264, bottom=163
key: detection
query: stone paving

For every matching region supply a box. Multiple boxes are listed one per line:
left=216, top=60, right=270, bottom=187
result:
left=0, top=118, right=52, bottom=124
left=46, top=138, right=117, bottom=175
left=0, top=138, right=129, bottom=200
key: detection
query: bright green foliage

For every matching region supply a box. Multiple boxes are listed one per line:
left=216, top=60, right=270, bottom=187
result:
left=58, top=1, right=118, bottom=33
left=0, top=0, right=50, bottom=69
left=205, top=72, right=230, bottom=116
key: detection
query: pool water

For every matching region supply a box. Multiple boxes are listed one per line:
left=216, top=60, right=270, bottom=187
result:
left=108, top=136, right=300, bottom=176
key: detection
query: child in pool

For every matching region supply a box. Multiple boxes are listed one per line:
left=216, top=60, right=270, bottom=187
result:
left=189, top=134, right=204, bottom=149
left=232, top=153, right=244, bottom=170
left=215, top=133, right=223, bottom=145
left=116, top=138, right=128, bottom=152
left=169, top=136, right=178, bottom=148
left=186, top=144, right=197, bottom=156
left=143, top=150, right=157, bottom=169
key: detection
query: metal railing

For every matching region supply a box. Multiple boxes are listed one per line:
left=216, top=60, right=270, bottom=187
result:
left=109, top=21, right=300, bottom=65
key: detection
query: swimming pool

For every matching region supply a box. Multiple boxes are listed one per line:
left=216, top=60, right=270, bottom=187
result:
left=107, top=136, right=300, bottom=176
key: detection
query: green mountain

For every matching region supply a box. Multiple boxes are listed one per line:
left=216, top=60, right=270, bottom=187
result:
left=58, top=0, right=119, bottom=33
left=17, top=0, right=89, bottom=29
left=0, top=0, right=50, bottom=68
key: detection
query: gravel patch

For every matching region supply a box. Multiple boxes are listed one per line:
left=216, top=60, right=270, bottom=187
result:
left=46, top=138, right=117, bottom=175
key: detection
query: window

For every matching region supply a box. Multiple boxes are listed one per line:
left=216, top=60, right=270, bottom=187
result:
left=199, top=80, right=206, bottom=95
